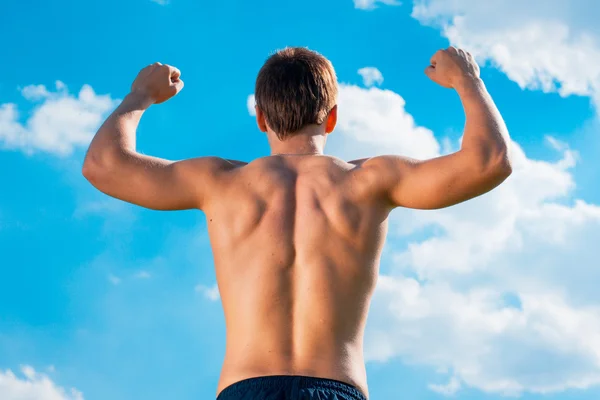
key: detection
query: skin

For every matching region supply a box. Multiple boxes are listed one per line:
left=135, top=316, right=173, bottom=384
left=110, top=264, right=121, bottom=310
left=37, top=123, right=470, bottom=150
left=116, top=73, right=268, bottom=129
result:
left=82, top=48, right=512, bottom=399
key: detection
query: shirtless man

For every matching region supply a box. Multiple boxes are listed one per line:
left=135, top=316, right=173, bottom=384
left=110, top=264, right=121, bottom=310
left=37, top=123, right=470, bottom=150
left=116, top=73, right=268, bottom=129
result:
left=83, top=46, right=511, bottom=400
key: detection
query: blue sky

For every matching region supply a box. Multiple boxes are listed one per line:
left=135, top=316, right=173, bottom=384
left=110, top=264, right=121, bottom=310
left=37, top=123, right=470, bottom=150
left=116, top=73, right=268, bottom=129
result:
left=2, top=0, right=600, bottom=399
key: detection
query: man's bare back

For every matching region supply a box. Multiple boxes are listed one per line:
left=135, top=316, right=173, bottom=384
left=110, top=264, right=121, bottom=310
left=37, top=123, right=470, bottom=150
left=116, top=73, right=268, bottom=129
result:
left=82, top=47, right=512, bottom=399
left=208, top=155, right=388, bottom=397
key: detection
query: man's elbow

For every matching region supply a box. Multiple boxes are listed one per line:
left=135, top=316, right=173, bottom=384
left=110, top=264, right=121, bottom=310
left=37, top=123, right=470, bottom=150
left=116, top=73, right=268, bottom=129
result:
left=488, top=150, right=513, bottom=183
left=82, top=150, right=120, bottom=187
left=82, top=161, right=102, bottom=187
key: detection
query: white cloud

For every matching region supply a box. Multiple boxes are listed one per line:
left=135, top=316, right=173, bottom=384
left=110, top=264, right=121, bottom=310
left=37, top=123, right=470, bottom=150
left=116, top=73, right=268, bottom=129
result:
left=247, top=94, right=256, bottom=116
left=150, top=0, right=169, bottom=4
left=358, top=67, right=384, bottom=87
left=0, top=81, right=118, bottom=156
left=354, top=0, right=400, bottom=10
left=0, top=366, right=83, bottom=400
left=21, top=83, right=53, bottom=100
left=410, top=0, right=600, bottom=108
left=367, top=272, right=600, bottom=395
left=429, top=376, right=461, bottom=396
left=332, top=83, right=440, bottom=160
left=195, top=284, right=220, bottom=301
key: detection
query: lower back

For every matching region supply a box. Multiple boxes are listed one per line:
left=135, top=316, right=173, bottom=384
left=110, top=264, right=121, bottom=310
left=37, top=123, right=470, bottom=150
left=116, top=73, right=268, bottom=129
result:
left=218, top=343, right=368, bottom=397
left=216, top=265, right=372, bottom=398
left=215, top=251, right=376, bottom=396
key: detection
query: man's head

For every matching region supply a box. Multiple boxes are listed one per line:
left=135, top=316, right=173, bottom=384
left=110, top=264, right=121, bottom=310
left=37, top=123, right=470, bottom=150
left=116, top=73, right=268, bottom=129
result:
left=255, top=47, right=338, bottom=141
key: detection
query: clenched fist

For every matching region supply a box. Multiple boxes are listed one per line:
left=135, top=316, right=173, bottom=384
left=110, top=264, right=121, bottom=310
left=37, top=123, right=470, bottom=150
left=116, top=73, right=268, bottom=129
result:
left=425, top=47, right=480, bottom=89
left=130, top=62, right=184, bottom=104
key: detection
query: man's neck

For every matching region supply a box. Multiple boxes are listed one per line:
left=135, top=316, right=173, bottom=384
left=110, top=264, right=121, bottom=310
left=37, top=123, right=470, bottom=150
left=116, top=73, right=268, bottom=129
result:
left=267, top=127, right=326, bottom=156
left=271, top=148, right=322, bottom=156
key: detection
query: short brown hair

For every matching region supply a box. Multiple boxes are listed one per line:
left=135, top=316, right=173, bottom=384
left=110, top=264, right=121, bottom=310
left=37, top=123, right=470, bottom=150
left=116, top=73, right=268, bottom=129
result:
left=255, top=47, right=338, bottom=140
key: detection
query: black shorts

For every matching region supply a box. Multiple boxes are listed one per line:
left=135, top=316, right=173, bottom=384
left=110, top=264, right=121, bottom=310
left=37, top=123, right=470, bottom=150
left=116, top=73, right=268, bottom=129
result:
left=216, top=375, right=368, bottom=400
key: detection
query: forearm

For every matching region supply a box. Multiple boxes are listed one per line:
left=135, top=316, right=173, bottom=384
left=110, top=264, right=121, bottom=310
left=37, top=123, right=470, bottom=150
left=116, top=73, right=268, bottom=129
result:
left=85, top=92, right=153, bottom=166
left=456, top=78, right=511, bottom=167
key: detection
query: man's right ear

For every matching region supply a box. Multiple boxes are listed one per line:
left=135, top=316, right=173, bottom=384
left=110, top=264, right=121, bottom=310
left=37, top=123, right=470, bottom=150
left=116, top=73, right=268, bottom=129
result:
left=256, top=107, right=268, bottom=133
left=325, top=105, right=338, bottom=134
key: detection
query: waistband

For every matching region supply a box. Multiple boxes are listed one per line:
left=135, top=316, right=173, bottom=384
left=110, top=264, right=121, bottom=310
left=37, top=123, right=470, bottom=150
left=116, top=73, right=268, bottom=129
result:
left=217, top=375, right=367, bottom=399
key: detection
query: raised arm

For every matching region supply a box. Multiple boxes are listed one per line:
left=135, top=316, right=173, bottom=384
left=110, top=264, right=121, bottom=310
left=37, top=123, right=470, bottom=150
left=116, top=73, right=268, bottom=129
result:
left=82, top=63, right=237, bottom=211
left=357, top=47, right=512, bottom=210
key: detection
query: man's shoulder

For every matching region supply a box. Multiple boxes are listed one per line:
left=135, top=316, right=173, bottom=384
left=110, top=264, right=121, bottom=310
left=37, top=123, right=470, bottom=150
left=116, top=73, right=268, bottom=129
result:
left=172, top=157, right=249, bottom=186
left=180, top=157, right=248, bottom=171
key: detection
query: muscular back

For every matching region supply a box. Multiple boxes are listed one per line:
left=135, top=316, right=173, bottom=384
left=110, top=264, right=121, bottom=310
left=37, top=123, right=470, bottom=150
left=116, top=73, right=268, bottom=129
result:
left=204, top=155, right=390, bottom=398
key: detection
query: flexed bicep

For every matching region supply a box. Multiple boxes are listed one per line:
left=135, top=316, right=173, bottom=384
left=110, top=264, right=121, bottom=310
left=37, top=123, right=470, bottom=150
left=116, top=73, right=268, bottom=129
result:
left=81, top=63, right=242, bottom=211
left=354, top=46, right=512, bottom=210
left=359, top=151, right=511, bottom=210
left=83, top=153, right=235, bottom=211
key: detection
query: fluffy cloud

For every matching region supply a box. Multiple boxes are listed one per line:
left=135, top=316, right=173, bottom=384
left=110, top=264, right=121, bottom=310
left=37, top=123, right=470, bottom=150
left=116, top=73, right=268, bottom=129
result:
left=358, top=67, right=384, bottom=87
left=0, top=81, right=118, bottom=156
left=353, top=0, right=400, bottom=10
left=410, top=0, right=600, bottom=107
left=367, top=273, right=600, bottom=395
left=332, top=83, right=440, bottom=160
left=429, top=377, right=461, bottom=396
left=0, top=366, right=83, bottom=400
